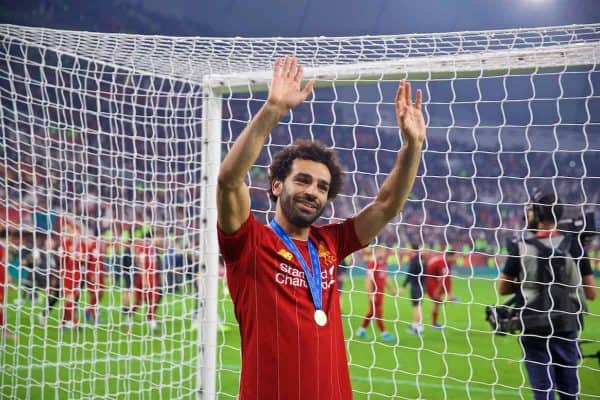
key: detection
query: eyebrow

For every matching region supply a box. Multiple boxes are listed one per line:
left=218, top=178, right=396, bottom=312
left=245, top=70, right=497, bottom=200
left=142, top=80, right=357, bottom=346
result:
left=294, top=172, right=330, bottom=187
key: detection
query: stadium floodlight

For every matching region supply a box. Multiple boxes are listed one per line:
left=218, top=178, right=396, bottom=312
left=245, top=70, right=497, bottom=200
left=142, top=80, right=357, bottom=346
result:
left=0, top=23, right=599, bottom=400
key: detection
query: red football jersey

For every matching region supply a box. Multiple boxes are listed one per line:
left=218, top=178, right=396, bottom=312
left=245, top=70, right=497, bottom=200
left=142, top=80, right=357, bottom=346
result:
left=134, top=240, right=158, bottom=286
left=0, top=243, right=6, bottom=299
left=60, top=237, right=86, bottom=290
left=218, top=213, right=365, bottom=400
left=60, top=238, right=85, bottom=272
left=426, top=255, right=452, bottom=294
left=85, top=239, right=104, bottom=272
left=367, top=258, right=388, bottom=287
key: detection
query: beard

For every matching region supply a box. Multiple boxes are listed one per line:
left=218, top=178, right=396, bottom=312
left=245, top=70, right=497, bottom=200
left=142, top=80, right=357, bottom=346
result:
left=279, top=189, right=325, bottom=228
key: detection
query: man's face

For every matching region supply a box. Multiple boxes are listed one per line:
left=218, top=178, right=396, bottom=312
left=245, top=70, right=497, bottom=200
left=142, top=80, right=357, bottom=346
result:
left=526, top=208, right=538, bottom=230
left=273, top=159, right=331, bottom=228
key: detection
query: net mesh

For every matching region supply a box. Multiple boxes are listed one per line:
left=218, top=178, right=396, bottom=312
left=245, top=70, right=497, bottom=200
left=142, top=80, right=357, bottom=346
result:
left=0, top=23, right=599, bottom=400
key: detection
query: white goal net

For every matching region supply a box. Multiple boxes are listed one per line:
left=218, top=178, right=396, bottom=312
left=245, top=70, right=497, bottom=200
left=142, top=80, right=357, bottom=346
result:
left=1, top=23, right=599, bottom=400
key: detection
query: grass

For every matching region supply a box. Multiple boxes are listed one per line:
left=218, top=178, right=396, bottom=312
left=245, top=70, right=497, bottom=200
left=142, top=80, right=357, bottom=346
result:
left=1, top=275, right=599, bottom=399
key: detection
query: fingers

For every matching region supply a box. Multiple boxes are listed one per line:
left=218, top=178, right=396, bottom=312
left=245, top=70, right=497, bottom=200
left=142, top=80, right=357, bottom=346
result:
left=395, top=81, right=405, bottom=119
left=282, top=56, right=294, bottom=77
left=273, top=56, right=303, bottom=81
left=273, top=56, right=292, bottom=77
left=405, top=81, right=412, bottom=107
left=273, top=56, right=313, bottom=97
left=415, top=89, right=422, bottom=110
left=273, top=58, right=282, bottom=76
left=302, top=79, right=315, bottom=98
left=395, top=80, right=404, bottom=106
left=396, top=80, right=423, bottom=110
left=294, top=63, right=303, bottom=82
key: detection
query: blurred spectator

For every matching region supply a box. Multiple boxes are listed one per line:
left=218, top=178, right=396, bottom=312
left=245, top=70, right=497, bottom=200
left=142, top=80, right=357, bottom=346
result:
left=0, top=46, right=598, bottom=276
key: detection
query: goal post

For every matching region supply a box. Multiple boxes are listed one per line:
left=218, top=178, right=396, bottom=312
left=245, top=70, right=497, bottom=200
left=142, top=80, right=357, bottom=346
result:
left=197, top=80, right=222, bottom=399
left=1, top=22, right=599, bottom=400
left=207, top=41, right=600, bottom=94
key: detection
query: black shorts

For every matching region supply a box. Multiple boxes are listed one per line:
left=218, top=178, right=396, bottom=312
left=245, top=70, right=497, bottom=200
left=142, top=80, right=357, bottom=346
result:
left=46, top=269, right=61, bottom=289
left=410, top=284, right=424, bottom=306
left=34, top=270, right=49, bottom=288
left=121, top=270, right=135, bottom=289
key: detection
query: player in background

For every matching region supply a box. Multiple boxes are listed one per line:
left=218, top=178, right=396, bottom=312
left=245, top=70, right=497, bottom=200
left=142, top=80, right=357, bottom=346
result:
left=10, top=231, right=34, bottom=306
left=123, top=233, right=161, bottom=333
left=191, top=255, right=232, bottom=333
left=118, top=239, right=135, bottom=324
left=1, top=230, right=15, bottom=339
left=84, top=237, right=106, bottom=324
left=356, top=245, right=398, bottom=341
left=403, top=242, right=426, bottom=335
left=38, top=235, right=60, bottom=325
left=29, top=234, right=47, bottom=306
left=59, top=221, right=86, bottom=329
left=425, top=249, right=457, bottom=329
left=336, top=255, right=351, bottom=309
left=192, top=253, right=231, bottom=333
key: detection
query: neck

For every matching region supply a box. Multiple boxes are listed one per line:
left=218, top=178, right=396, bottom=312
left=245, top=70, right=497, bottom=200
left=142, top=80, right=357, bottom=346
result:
left=535, top=221, right=557, bottom=236
left=273, top=212, right=310, bottom=240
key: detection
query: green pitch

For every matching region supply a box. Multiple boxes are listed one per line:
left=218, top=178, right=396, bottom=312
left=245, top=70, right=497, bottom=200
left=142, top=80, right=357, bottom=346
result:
left=2, top=276, right=599, bottom=399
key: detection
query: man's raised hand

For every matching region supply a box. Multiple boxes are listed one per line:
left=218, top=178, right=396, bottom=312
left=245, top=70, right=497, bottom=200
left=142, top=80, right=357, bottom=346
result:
left=395, top=80, right=426, bottom=146
left=267, top=56, right=315, bottom=115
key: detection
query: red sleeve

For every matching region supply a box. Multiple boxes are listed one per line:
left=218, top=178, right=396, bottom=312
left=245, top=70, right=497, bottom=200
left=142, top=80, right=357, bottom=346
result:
left=318, top=217, right=366, bottom=262
left=217, top=213, right=259, bottom=264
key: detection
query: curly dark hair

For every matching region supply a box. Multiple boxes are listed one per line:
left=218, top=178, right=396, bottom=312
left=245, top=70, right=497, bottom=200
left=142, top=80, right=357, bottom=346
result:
left=267, top=140, right=344, bottom=203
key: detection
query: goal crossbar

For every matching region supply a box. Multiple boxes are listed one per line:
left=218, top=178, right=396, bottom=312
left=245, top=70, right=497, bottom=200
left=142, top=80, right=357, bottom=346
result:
left=206, top=42, right=600, bottom=93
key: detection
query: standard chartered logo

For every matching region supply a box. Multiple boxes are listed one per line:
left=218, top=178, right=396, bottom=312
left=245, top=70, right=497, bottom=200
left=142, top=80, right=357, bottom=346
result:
left=275, top=262, right=335, bottom=289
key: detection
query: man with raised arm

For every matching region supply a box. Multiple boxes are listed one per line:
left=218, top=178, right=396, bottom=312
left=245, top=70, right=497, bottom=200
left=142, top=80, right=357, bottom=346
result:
left=217, top=56, right=426, bottom=400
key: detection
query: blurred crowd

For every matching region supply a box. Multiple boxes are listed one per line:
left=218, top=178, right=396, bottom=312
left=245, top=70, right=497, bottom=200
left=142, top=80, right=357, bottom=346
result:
left=1, top=104, right=599, bottom=280
left=1, top=39, right=599, bottom=283
left=2, top=0, right=212, bottom=36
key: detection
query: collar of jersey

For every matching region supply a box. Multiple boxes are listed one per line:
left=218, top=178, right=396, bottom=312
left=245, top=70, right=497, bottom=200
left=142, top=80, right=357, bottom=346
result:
left=535, top=229, right=559, bottom=238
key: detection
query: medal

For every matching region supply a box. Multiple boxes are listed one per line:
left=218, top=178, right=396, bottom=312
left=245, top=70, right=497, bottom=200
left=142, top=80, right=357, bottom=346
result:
left=314, top=310, right=328, bottom=326
left=270, top=220, right=327, bottom=327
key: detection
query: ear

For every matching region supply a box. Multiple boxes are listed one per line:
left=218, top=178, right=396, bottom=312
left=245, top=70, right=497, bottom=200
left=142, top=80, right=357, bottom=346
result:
left=271, top=179, right=283, bottom=198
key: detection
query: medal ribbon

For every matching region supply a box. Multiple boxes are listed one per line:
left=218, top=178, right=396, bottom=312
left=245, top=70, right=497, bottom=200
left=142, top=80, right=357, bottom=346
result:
left=269, top=219, right=322, bottom=312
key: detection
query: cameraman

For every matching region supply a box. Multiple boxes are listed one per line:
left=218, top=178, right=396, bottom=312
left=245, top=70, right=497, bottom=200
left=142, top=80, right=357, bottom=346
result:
left=498, top=192, right=596, bottom=400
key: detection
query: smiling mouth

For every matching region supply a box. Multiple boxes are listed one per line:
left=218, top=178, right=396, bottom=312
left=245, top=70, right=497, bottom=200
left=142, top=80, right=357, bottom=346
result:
left=296, top=200, right=318, bottom=212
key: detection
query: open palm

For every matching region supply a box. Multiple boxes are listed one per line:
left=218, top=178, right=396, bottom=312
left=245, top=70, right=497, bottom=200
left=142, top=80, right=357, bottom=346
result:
left=395, top=80, right=426, bottom=145
left=267, top=56, right=315, bottom=114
